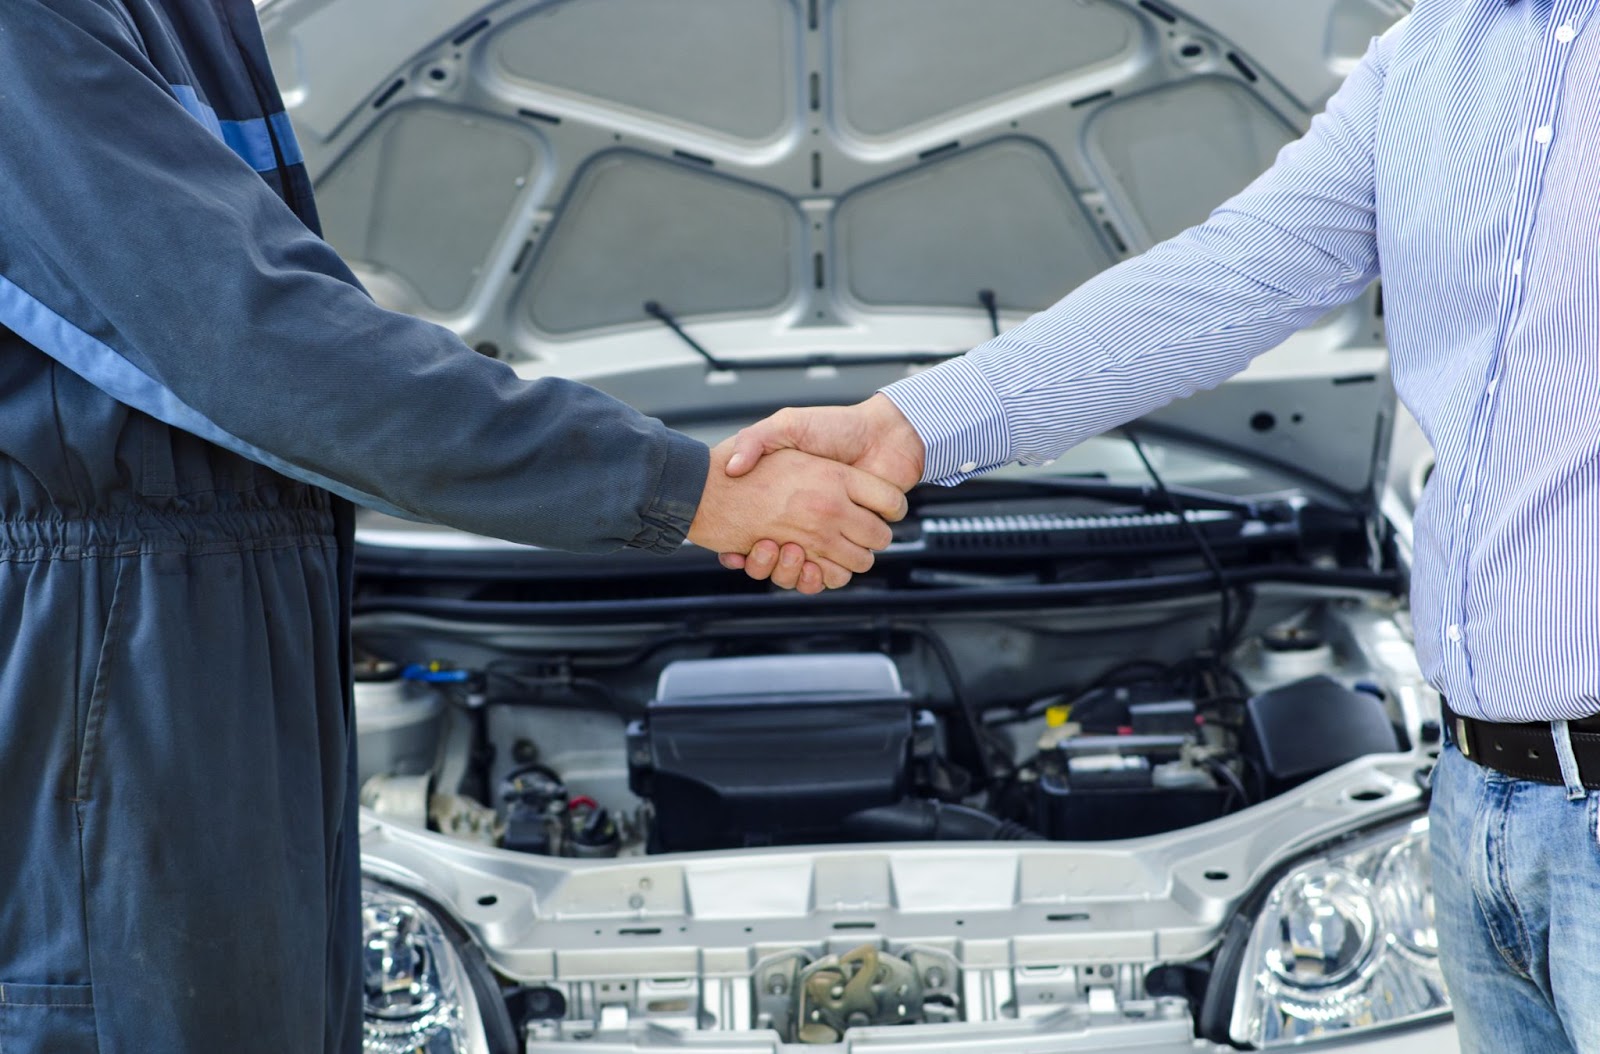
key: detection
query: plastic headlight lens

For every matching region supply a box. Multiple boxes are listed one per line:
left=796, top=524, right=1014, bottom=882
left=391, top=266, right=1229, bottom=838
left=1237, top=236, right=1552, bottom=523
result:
left=362, top=886, right=491, bottom=1054
left=1230, top=817, right=1448, bottom=1046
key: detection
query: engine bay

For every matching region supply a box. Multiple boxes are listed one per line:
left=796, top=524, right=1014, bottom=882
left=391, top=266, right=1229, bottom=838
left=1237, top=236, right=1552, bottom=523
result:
left=354, top=601, right=1410, bottom=863
left=349, top=539, right=1438, bottom=1046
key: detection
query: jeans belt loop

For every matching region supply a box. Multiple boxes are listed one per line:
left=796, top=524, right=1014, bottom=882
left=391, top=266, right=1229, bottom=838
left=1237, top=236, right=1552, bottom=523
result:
left=1553, top=720, right=1588, bottom=801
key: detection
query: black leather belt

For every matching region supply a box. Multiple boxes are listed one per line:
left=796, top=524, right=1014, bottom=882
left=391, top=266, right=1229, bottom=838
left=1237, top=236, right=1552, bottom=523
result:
left=1445, top=701, right=1600, bottom=789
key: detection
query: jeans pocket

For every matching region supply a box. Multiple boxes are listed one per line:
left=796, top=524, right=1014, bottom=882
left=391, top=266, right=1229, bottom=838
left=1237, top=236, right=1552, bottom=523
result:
left=0, top=982, right=98, bottom=1053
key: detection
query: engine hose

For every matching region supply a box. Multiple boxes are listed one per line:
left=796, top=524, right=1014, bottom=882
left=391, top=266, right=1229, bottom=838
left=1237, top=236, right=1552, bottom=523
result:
left=841, top=800, right=1045, bottom=842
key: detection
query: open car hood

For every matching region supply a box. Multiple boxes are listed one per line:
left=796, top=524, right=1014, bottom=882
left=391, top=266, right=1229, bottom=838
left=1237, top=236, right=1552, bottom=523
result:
left=259, top=0, right=1407, bottom=503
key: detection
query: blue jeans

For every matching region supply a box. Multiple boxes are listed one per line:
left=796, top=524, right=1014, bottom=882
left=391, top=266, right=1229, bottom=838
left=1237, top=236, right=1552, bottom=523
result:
left=1432, top=729, right=1600, bottom=1052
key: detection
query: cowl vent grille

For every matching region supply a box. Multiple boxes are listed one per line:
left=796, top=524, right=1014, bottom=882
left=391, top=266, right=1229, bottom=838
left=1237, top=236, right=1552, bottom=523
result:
left=922, top=509, right=1233, bottom=554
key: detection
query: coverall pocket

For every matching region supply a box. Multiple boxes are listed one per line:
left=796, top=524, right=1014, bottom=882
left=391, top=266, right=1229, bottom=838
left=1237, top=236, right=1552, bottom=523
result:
left=72, top=559, right=129, bottom=803
left=0, top=982, right=98, bottom=1053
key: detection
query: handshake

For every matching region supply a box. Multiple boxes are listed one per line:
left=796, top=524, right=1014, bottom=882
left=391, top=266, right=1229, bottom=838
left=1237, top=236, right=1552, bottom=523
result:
left=684, top=393, right=928, bottom=594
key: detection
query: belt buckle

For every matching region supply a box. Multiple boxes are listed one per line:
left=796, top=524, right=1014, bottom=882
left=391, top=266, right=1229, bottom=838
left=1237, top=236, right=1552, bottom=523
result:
left=1456, top=717, right=1471, bottom=757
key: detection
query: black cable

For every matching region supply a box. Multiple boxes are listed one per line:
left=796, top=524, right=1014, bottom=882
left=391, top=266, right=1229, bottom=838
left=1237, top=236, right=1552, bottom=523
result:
left=1222, top=586, right=1257, bottom=656
left=1122, top=428, right=1236, bottom=654
left=1239, top=753, right=1270, bottom=803
left=892, top=624, right=995, bottom=789
left=1204, top=758, right=1251, bottom=812
left=985, top=656, right=1183, bottom=727
left=1085, top=658, right=1173, bottom=690
left=481, top=659, right=640, bottom=714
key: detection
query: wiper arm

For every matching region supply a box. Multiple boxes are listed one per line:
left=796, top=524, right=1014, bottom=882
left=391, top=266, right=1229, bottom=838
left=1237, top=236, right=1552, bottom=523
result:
left=644, top=300, right=728, bottom=370
left=978, top=289, right=1001, bottom=338
left=644, top=300, right=960, bottom=371
left=918, top=475, right=1274, bottom=518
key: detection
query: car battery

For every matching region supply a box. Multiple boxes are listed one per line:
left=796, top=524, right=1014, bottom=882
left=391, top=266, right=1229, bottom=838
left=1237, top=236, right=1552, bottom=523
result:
left=1035, top=732, right=1227, bottom=840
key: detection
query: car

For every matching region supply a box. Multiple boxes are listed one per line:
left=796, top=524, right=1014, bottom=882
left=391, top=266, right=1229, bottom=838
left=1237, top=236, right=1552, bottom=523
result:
left=255, top=0, right=1453, bottom=1051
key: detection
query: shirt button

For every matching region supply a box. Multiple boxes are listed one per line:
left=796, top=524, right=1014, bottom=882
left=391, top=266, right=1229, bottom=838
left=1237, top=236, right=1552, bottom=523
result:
left=1512, top=259, right=1523, bottom=277
left=1557, top=23, right=1577, bottom=42
left=1447, top=623, right=1463, bottom=644
left=1487, top=378, right=1499, bottom=395
left=1534, top=125, right=1554, bottom=144
left=959, top=461, right=978, bottom=473
left=1462, top=503, right=1472, bottom=519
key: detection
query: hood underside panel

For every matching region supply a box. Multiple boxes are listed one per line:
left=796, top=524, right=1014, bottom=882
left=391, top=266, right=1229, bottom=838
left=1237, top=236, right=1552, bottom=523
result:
left=260, top=0, right=1407, bottom=497
left=265, top=0, right=1403, bottom=334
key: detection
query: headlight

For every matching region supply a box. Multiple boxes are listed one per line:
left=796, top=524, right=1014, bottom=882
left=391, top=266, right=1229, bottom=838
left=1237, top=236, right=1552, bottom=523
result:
left=1227, top=816, right=1448, bottom=1047
left=362, top=885, right=493, bottom=1054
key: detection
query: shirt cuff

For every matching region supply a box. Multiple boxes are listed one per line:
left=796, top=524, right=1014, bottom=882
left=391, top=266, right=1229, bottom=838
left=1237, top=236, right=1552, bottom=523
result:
left=629, top=430, right=710, bottom=554
left=880, top=355, right=1013, bottom=486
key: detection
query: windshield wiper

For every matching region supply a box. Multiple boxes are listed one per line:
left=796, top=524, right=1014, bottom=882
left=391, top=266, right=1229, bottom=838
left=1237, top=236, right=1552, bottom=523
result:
left=644, top=300, right=960, bottom=371
left=978, top=289, right=1001, bottom=338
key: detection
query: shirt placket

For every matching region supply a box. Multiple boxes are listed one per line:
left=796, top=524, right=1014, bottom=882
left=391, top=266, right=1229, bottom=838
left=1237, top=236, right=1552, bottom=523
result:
left=1440, top=0, right=1595, bottom=710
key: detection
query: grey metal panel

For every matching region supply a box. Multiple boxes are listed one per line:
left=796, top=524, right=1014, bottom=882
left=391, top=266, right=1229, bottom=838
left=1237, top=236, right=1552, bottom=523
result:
left=268, top=0, right=1351, bottom=342
left=833, top=0, right=1140, bottom=137
left=1086, top=78, right=1296, bottom=244
left=258, top=0, right=489, bottom=141
left=835, top=138, right=1115, bottom=312
left=316, top=104, right=542, bottom=313
left=523, top=153, right=803, bottom=335
left=1327, top=0, right=1412, bottom=62
left=1143, top=372, right=1395, bottom=496
left=492, top=0, right=800, bottom=142
left=1168, top=0, right=1411, bottom=110
left=261, top=0, right=1410, bottom=494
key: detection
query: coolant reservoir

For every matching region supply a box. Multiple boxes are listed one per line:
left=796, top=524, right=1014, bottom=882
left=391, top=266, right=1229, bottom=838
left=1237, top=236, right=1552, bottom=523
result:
left=355, top=673, right=444, bottom=786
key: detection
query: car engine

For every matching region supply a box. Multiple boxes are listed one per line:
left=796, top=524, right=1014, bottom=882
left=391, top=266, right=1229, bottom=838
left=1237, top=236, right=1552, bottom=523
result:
left=354, top=620, right=1404, bottom=862
left=346, top=573, right=1440, bottom=1048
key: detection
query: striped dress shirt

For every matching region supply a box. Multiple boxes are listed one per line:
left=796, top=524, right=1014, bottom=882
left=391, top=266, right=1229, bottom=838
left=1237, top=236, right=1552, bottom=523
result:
left=882, top=0, right=1600, bottom=723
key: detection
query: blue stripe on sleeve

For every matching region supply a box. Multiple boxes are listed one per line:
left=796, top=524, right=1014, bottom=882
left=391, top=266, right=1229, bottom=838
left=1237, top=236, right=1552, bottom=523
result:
left=170, top=83, right=305, bottom=173
left=0, top=270, right=415, bottom=521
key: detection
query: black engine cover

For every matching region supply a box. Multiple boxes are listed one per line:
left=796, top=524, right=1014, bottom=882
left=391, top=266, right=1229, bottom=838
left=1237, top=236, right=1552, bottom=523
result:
left=1245, top=675, right=1402, bottom=788
left=628, top=655, right=928, bottom=852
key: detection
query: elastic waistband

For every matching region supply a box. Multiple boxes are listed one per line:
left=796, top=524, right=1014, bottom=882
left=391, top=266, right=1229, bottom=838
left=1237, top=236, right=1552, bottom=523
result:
left=0, top=505, right=338, bottom=561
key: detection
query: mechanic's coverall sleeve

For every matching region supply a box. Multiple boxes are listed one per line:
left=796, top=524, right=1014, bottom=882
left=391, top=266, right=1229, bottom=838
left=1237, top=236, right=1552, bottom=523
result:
left=0, top=0, right=708, bottom=554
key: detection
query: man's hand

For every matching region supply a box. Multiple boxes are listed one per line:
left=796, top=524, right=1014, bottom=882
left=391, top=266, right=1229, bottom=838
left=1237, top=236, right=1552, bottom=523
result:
left=717, top=394, right=926, bottom=589
left=688, top=439, right=909, bottom=594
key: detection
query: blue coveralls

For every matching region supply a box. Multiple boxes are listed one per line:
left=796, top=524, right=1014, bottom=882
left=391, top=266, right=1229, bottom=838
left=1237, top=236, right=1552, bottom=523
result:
left=0, top=1, right=710, bottom=1050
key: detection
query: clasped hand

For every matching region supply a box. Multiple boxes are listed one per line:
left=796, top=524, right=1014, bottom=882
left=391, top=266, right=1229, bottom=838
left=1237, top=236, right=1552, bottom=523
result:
left=685, top=394, right=926, bottom=594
